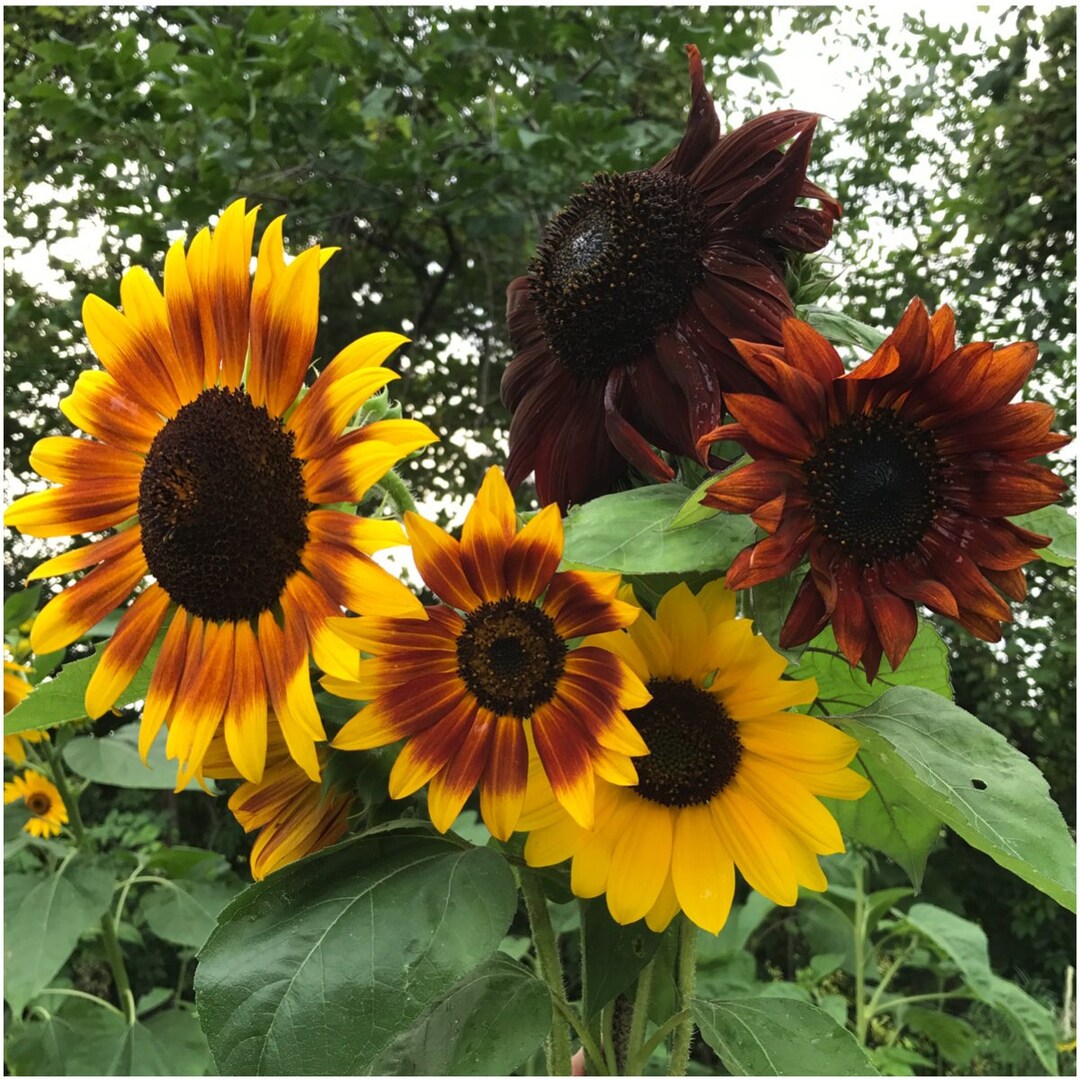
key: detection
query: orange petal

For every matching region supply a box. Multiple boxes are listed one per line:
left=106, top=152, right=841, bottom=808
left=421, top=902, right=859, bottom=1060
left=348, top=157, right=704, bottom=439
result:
left=301, top=540, right=422, bottom=618
left=504, top=503, right=563, bottom=602
left=388, top=695, right=479, bottom=799
left=6, top=477, right=140, bottom=539
left=224, top=620, right=269, bottom=783
left=163, top=238, right=207, bottom=402
left=404, top=512, right=482, bottom=611
left=426, top=712, right=496, bottom=833
left=479, top=715, right=528, bottom=840
left=209, top=199, right=254, bottom=390
left=26, top=527, right=142, bottom=583
left=140, top=608, right=192, bottom=762
left=85, top=584, right=170, bottom=718
left=29, top=437, right=145, bottom=484
left=531, top=698, right=596, bottom=830
left=60, top=370, right=161, bottom=454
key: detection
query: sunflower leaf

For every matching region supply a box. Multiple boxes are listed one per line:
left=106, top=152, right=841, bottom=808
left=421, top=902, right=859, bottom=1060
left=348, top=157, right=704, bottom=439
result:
left=4, top=585, right=41, bottom=636
left=692, top=996, right=878, bottom=1075
left=4, top=853, right=116, bottom=1015
left=195, top=831, right=517, bottom=1074
left=369, top=952, right=550, bottom=1075
left=581, top=899, right=665, bottom=1021
left=561, top=484, right=756, bottom=575
left=3, top=636, right=163, bottom=737
left=796, top=304, right=887, bottom=352
left=836, top=687, right=1077, bottom=912
left=63, top=723, right=203, bottom=791
left=1013, top=504, right=1077, bottom=567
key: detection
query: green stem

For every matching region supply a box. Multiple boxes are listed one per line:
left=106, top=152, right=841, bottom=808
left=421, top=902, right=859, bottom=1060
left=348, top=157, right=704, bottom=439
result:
left=626, top=959, right=655, bottom=1075
left=519, top=869, right=573, bottom=1077
left=668, top=915, right=698, bottom=1075
left=375, top=468, right=417, bottom=517
left=635, top=1009, right=692, bottom=1072
left=867, top=990, right=975, bottom=1017
left=34, top=987, right=125, bottom=1018
left=548, top=995, right=608, bottom=1076
left=865, top=941, right=914, bottom=1022
left=600, top=1002, right=618, bottom=1075
left=853, top=861, right=869, bottom=1044
left=40, top=739, right=87, bottom=844
left=42, top=741, right=136, bottom=1025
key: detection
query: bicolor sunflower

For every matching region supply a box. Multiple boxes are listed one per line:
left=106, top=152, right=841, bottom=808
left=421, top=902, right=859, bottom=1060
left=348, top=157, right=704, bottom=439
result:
left=203, top=732, right=353, bottom=881
left=4, top=769, right=68, bottom=838
left=700, top=300, right=1069, bottom=680
left=521, top=580, right=869, bottom=934
left=502, top=44, right=841, bottom=510
left=327, top=466, right=650, bottom=840
left=5, top=200, right=435, bottom=788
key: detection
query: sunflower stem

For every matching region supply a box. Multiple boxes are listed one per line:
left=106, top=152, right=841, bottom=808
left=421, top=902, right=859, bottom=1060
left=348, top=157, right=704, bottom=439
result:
left=668, top=915, right=698, bottom=1075
left=626, top=958, right=655, bottom=1074
left=519, top=868, right=574, bottom=1076
left=853, top=859, right=870, bottom=1044
left=375, top=467, right=417, bottom=517
left=635, top=1009, right=693, bottom=1072
left=42, top=741, right=136, bottom=1025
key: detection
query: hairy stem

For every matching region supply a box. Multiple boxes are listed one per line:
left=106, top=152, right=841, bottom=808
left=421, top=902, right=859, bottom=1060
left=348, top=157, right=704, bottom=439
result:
left=668, top=916, right=698, bottom=1075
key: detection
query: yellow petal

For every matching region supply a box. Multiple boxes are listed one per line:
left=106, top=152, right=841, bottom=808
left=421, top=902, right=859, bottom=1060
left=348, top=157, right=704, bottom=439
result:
left=670, top=804, right=735, bottom=934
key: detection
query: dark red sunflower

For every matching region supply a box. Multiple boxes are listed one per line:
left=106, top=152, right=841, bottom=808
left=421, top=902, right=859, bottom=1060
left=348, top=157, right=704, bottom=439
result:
left=502, top=44, right=841, bottom=511
left=700, top=299, right=1069, bottom=680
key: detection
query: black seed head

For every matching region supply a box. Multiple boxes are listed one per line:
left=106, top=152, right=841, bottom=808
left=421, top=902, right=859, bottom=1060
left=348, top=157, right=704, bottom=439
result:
left=803, top=408, right=945, bottom=564
left=456, top=597, right=566, bottom=717
left=531, top=169, right=707, bottom=377
left=139, top=387, right=311, bottom=622
left=632, top=677, right=742, bottom=807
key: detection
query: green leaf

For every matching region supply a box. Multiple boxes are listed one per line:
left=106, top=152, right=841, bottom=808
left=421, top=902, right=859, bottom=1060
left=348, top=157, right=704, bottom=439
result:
left=63, top=723, right=200, bottom=791
left=667, top=456, right=750, bottom=530
left=371, top=953, right=550, bottom=1075
left=5, top=586, right=41, bottom=634
left=141, top=879, right=243, bottom=949
left=1013, top=504, right=1076, bottom=567
left=903, top=1006, right=977, bottom=1067
left=864, top=886, right=914, bottom=937
left=899, top=903, right=1058, bottom=1074
left=747, top=572, right=806, bottom=661
left=693, top=997, right=878, bottom=1075
left=797, top=305, right=887, bottom=351
left=826, top=752, right=941, bottom=892
left=195, top=831, right=517, bottom=1074
left=4, top=639, right=163, bottom=736
left=4, top=998, right=203, bottom=1075
left=796, top=621, right=953, bottom=713
left=4, top=855, right=116, bottom=1015
left=837, top=687, right=1077, bottom=910
left=561, top=485, right=756, bottom=575
left=581, top=900, right=664, bottom=1020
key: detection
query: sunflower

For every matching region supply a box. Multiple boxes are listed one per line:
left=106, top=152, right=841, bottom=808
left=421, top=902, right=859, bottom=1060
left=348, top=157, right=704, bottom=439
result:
left=5, top=200, right=435, bottom=788
left=326, top=466, right=651, bottom=840
left=4, top=769, right=69, bottom=838
left=520, top=580, right=869, bottom=934
left=699, top=300, right=1069, bottom=680
left=502, top=44, right=841, bottom=510
left=202, top=732, right=353, bottom=881
left=3, top=657, right=48, bottom=764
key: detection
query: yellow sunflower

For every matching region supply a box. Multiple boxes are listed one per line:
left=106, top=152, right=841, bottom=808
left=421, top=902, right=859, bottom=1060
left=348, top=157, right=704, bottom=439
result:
left=202, top=731, right=353, bottom=880
left=5, top=200, right=435, bottom=789
left=3, top=656, right=48, bottom=764
left=521, top=580, right=869, bottom=934
left=326, top=466, right=650, bottom=840
left=4, top=769, right=68, bottom=838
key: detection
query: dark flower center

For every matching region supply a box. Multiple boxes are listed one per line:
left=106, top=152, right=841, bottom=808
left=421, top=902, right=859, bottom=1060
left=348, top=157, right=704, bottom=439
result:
left=27, top=793, right=52, bottom=816
left=632, top=678, right=742, bottom=807
left=139, top=387, right=311, bottom=622
left=531, top=169, right=707, bottom=377
left=803, top=408, right=945, bottom=563
left=456, top=598, right=566, bottom=717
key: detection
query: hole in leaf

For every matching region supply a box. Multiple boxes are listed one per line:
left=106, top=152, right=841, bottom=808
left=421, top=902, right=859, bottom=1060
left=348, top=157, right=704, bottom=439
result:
left=971, top=778, right=987, bottom=790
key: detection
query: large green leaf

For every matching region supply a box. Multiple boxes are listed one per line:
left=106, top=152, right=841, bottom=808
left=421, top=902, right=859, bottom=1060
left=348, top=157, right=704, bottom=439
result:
left=837, top=687, right=1076, bottom=911
left=826, top=753, right=941, bottom=892
left=693, top=997, right=878, bottom=1075
left=141, top=879, right=243, bottom=949
left=560, top=484, right=756, bottom=575
left=1013, top=504, right=1076, bottom=567
left=797, top=305, right=887, bottom=351
left=898, top=903, right=1058, bottom=1074
left=4, top=639, right=162, bottom=736
left=195, top=831, right=517, bottom=1074
left=3, top=998, right=208, bottom=1076
left=795, top=621, right=953, bottom=712
left=580, top=899, right=664, bottom=1021
left=63, top=723, right=199, bottom=791
left=4, top=855, right=116, bottom=1015
left=370, top=953, right=550, bottom=1075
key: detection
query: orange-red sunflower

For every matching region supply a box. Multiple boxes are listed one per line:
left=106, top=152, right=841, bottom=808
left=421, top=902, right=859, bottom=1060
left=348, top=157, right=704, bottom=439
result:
left=203, top=732, right=353, bottom=881
left=701, top=300, right=1069, bottom=679
left=502, top=44, right=841, bottom=510
left=6, top=200, right=434, bottom=787
left=520, top=580, right=868, bottom=934
left=326, top=466, right=651, bottom=840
